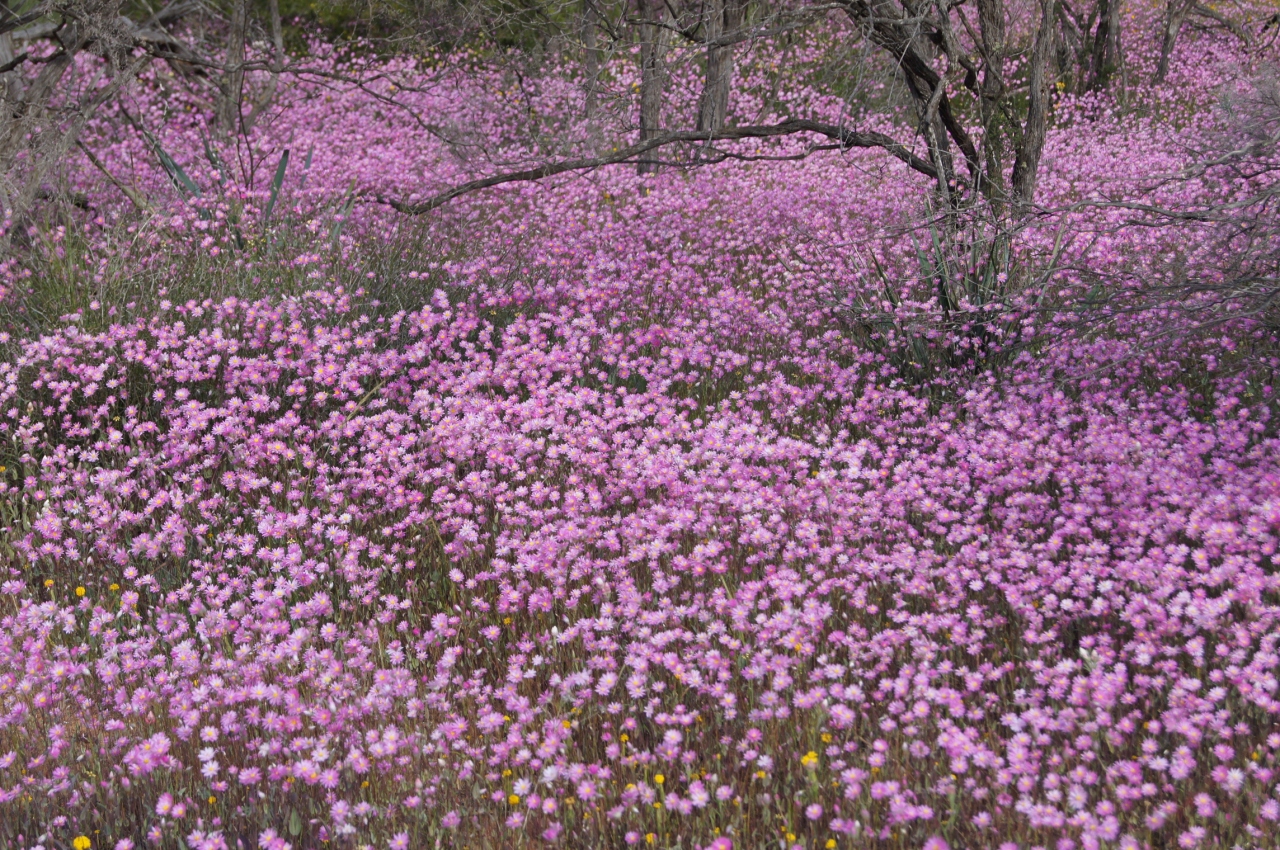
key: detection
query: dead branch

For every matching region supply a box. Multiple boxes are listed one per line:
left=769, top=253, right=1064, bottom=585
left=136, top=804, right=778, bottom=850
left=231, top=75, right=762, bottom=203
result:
left=76, top=140, right=152, bottom=213
left=372, top=119, right=938, bottom=215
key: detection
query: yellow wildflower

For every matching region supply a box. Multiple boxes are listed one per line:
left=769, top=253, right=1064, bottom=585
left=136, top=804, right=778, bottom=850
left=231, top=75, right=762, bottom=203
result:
left=73, top=838, right=91, bottom=850
left=508, top=794, right=520, bottom=805
left=75, top=586, right=86, bottom=597
left=801, top=750, right=819, bottom=767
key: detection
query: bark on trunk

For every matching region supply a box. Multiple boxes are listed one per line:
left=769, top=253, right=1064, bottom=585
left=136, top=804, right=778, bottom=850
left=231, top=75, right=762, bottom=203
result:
left=975, top=0, right=1008, bottom=208
left=582, top=0, right=601, bottom=118
left=637, top=0, right=671, bottom=173
left=244, top=0, right=285, bottom=132
left=697, top=0, right=744, bottom=132
left=0, top=32, right=19, bottom=105
left=1090, top=0, right=1122, bottom=91
left=218, top=0, right=249, bottom=134
left=1011, top=0, right=1056, bottom=214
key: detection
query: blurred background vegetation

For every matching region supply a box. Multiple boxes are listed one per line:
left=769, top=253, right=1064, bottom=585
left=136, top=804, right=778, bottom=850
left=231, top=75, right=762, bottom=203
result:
left=269, top=0, right=584, bottom=49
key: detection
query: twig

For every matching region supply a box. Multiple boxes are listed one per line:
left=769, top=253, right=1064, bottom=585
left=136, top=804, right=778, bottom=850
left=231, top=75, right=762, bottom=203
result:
left=76, top=140, right=153, bottom=213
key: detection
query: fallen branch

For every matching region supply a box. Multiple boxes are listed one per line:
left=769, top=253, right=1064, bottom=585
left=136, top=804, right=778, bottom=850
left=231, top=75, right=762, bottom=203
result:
left=76, top=140, right=152, bottom=213
left=371, top=119, right=937, bottom=215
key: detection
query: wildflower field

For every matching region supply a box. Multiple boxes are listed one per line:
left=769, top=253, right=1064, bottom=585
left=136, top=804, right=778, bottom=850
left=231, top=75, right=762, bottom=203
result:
left=0, top=1, right=1279, bottom=848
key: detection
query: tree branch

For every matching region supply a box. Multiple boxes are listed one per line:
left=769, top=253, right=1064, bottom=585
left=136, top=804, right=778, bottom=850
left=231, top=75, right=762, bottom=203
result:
left=0, top=9, right=44, bottom=37
left=372, top=120, right=937, bottom=215
left=76, top=140, right=151, bottom=213
left=1191, top=2, right=1250, bottom=44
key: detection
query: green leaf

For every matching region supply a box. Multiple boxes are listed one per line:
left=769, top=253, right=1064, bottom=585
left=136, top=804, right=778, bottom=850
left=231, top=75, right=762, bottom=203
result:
left=120, top=106, right=204, bottom=214
left=263, top=149, right=290, bottom=223
left=202, top=135, right=229, bottom=189
left=141, top=130, right=209, bottom=220
left=330, top=178, right=357, bottom=248
left=154, top=140, right=201, bottom=199
left=288, top=808, right=303, bottom=836
left=298, top=145, right=315, bottom=190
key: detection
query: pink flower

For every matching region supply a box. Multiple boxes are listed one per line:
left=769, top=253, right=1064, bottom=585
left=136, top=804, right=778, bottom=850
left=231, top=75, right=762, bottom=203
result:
left=1179, top=828, right=1206, bottom=849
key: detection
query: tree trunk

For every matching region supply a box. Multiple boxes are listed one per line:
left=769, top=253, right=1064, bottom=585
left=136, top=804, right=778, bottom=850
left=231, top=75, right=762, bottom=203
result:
left=244, top=0, right=285, bottom=133
left=0, top=32, right=20, bottom=105
left=1011, top=0, right=1056, bottom=214
left=697, top=0, right=744, bottom=132
left=1089, top=0, right=1123, bottom=91
left=582, top=0, right=601, bottom=118
left=218, top=0, right=249, bottom=134
left=974, top=0, right=1008, bottom=209
left=637, top=0, right=671, bottom=173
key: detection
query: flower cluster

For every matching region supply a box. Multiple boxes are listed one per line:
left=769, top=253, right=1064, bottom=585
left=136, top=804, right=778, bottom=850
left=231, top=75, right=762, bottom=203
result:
left=0, top=1, right=1278, bottom=848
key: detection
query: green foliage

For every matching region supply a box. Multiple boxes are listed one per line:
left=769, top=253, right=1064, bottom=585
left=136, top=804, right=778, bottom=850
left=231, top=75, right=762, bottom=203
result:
left=275, top=0, right=587, bottom=50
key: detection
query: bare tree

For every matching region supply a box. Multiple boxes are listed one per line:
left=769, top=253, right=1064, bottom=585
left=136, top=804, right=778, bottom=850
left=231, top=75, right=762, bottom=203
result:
left=218, top=0, right=250, bottom=133
left=697, top=0, right=745, bottom=132
left=1057, top=0, right=1124, bottom=92
left=581, top=0, right=603, bottom=117
left=244, top=0, right=286, bottom=132
left=1058, top=69, right=1280, bottom=335
left=0, top=1, right=151, bottom=250
left=1155, top=0, right=1193, bottom=83
left=636, top=0, right=672, bottom=173
left=1089, top=0, right=1123, bottom=91
left=366, top=0, right=1066, bottom=255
